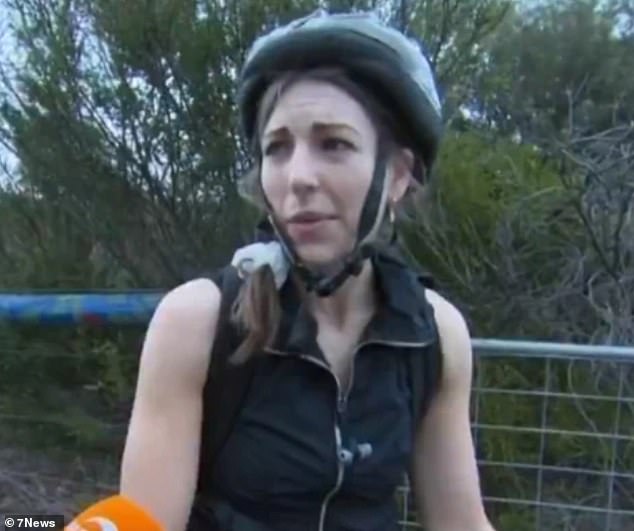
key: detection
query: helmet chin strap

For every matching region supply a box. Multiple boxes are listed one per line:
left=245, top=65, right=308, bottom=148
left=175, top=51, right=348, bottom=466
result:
left=261, top=150, right=394, bottom=298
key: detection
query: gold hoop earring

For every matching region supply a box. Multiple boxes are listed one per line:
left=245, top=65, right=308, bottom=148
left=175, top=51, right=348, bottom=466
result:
left=388, top=203, right=396, bottom=224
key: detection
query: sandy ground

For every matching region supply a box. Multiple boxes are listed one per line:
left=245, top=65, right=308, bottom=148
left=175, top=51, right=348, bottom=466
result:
left=0, top=446, right=118, bottom=520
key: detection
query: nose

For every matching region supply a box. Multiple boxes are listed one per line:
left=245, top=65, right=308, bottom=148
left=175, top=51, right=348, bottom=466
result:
left=287, top=142, right=320, bottom=194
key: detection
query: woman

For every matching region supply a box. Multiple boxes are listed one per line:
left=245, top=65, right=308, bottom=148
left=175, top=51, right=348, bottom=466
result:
left=119, top=9, right=496, bottom=531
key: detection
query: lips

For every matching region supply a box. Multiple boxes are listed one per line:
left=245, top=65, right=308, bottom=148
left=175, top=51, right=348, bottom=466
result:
left=286, top=212, right=336, bottom=240
left=288, top=212, right=336, bottom=224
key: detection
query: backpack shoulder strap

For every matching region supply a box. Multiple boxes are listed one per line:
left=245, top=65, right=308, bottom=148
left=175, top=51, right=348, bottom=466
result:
left=408, top=272, right=443, bottom=428
left=403, top=275, right=443, bottom=522
left=195, top=265, right=255, bottom=494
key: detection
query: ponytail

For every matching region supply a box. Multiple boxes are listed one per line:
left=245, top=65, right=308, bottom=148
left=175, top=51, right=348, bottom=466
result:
left=229, top=265, right=282, bottom=364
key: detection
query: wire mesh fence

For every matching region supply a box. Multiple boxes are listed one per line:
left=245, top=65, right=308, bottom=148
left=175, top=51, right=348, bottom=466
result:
left=0, top=325, right=633, bottom=530
left=396, top=341, right=634, bottom=531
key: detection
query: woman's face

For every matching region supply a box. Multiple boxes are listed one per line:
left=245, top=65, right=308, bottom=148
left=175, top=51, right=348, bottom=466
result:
left=260, top=79, right=407, bottom=268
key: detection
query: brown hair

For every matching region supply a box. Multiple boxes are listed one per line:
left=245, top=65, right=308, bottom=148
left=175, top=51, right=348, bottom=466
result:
left=229, top=67, right=425, bottom=365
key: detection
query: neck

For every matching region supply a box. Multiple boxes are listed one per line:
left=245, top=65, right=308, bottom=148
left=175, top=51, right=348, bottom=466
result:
left=296, top=259, right=377, bottom=328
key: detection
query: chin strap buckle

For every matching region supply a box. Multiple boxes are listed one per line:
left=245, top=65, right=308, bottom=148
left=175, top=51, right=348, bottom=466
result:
left=306, top=244, right=373, bottom=297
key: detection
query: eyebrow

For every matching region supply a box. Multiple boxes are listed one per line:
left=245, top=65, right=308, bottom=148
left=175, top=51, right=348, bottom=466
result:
left=263, top=121, right=361, bottom=139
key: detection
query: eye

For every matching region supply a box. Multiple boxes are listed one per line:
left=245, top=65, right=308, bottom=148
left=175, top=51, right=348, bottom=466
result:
left=322, top=137, right=355, bottom=152
left=263, top=140, right=287, bottom=157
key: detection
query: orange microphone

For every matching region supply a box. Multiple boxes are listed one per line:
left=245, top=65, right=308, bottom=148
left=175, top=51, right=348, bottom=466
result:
left=64, top=495, right=163, bottom=531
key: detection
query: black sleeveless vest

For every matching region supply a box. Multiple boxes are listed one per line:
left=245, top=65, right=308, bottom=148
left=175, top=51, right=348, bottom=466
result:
left=188, top=251, right=442, bottom=531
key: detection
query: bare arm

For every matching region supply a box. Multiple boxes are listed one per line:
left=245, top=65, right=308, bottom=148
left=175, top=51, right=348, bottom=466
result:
left=119, top=278, right=221, bottom=531
left=411, top=289, right=495, bottom=531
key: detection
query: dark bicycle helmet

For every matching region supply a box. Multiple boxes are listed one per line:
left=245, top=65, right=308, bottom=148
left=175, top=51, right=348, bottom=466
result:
left=236, top=9, right=443, bottom=297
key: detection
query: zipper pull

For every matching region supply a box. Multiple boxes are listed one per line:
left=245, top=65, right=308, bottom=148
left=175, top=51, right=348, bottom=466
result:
left=337, top=393, right=348, bottom=413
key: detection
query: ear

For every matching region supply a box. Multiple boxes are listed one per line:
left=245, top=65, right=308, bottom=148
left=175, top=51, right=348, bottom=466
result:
left=388, top=148, right=414, bottom=203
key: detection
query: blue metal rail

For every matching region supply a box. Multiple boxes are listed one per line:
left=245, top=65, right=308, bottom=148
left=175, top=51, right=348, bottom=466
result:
left=1, top=293, right=633, bottom=359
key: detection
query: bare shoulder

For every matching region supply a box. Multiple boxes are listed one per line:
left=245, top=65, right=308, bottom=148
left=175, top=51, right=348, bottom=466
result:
left=151, top=277, right=222, bottom=342
left=139, top=277, right=223, bottom=392
left=424, top=288, right=473, bottom=381
left=156, top=277, right=221, bottom=318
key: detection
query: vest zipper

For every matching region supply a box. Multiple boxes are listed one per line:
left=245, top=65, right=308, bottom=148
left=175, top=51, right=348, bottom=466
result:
left=302, top=353, right=349, bottom=531
left=266, top=351, right=350, bottom=531
left=266, top=337, right=432, bottom=531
